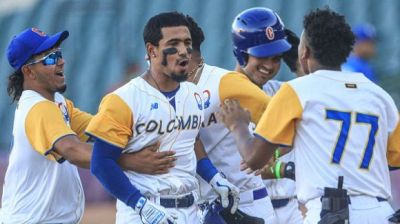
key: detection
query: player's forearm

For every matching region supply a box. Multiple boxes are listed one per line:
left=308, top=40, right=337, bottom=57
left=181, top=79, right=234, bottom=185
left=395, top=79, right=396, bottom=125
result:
left=54, top=135, right=92, bottom=168
left=231, top=122, right=275, bottom=170
left=91, top=139, right=143, bottom=208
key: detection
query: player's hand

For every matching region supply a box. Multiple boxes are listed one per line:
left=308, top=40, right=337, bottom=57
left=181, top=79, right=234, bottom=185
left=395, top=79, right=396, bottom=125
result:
left=255, top=156, right=276, bottom=179
left=240, top=160, right=257, bottom=175
left=210, top=173, right=240, bottom=214
left=118, top=142, right=176, bottom=175
left=216, top=99, right=250, bottom=132
left=135, top=197, right=178, bottom=224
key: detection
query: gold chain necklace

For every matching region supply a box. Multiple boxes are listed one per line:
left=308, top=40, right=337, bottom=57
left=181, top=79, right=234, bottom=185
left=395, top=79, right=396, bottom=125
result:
left=188, top=58, right=204, bottom=77
left=188, top=58, right=205, bottom=83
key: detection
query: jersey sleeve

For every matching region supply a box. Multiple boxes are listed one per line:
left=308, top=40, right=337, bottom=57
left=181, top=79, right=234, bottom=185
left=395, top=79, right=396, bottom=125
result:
left=25, top=101, right=76, bottom=160
left=255, top=83, right=303, bottom=146
left=388, top=121, right=400, bottom=167
left=65, top=99, right=92, bottom=142
left=85, top=94, right=133, bottom=148
left=219, top=72, right=271, bottom=124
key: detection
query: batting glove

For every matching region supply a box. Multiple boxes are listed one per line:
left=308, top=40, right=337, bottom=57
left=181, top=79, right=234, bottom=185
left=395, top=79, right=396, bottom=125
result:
left=209, top=173, right=240, bottom=214
left=134, top=196, right=177, bottom=224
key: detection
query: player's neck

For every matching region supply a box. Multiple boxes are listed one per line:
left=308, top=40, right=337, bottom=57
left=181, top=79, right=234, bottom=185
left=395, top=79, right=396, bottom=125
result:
left=308, top=60, right=341, bottom=73
left=187, top=53, right=204, bottom=84
left=24, top=82, right=55, bottom=101
left=144, top=69, right=179, bottom=92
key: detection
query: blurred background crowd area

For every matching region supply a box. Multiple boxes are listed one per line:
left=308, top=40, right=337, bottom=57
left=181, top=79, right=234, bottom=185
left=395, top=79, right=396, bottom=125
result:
left=0, top=0, right=399, bottom=223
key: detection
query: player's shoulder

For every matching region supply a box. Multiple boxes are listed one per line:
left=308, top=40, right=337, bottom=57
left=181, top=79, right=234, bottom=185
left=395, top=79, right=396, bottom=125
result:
left=198, top=64, right=231, bottom=84
left=111, top=76, right=146, bottom=98
left=220, top=70, right=250, bottom=82
left=263, top=80, right=284, bottom=96
left=204, top=64, right=230, bottom=76
left=18, top=90, right=54, bottom=110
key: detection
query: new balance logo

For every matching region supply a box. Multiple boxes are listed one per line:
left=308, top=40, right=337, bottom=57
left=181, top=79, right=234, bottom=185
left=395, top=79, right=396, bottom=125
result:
left=151, top=103, right=158, bottom=110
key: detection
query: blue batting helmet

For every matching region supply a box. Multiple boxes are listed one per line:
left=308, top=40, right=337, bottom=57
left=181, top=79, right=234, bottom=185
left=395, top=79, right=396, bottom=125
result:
left=232, top=7, right=291, bottom=66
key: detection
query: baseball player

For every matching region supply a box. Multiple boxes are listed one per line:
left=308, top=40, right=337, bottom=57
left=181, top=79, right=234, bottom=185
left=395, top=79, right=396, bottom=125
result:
left=184, top=11, right=287, bottom=222
left=248, top=28, right=304, bottom=224
left=1, top=28, right=92, bottom=223
left=218, top=8, right=400, bottom=224
left=0, top=27, right=178, bottom=224
left=231, top=8, right=304, bottom=223
left=87, top=12, right=238, bottom=224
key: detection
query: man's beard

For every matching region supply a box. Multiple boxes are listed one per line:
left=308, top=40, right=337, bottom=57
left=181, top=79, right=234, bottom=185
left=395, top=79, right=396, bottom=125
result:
left=170, top=72, right=188, bottom=82
left=58, top=84, right=67, bottom=93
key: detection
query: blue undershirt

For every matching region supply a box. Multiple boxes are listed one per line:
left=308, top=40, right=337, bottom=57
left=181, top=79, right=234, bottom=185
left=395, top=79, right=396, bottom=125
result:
left=161, top=85, right=180, bottom=110
left=90, top=138, right=143, bottom=208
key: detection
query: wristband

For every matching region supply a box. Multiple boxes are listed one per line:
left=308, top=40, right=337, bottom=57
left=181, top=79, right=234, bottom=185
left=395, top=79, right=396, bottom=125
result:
left=274, top=149, right=280, bottom=160
left=275, top=161, right=282, bottom=179
left=269, top=166, right=274, bottom=176
left=197, top=157, right=219, bottom=183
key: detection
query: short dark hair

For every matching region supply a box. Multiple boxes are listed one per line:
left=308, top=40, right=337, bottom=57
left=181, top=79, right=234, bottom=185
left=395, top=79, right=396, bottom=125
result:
left=185, top=15, right=204, bottom=52
left=303, top=8, right=355, bottom=67
left=283, top=28, right=300, bottom=73
left=143, top=11, right=190, bottom=46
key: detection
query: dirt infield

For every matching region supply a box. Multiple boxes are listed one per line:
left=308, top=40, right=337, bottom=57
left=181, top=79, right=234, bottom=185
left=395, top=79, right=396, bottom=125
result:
left=81, top=201, right=116, bottom=224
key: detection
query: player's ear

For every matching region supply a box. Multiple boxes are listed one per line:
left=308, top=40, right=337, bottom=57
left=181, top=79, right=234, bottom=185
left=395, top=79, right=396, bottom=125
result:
left=146, top=43, right=156, bottom=59
left=21, top=64, right=36, bottom=80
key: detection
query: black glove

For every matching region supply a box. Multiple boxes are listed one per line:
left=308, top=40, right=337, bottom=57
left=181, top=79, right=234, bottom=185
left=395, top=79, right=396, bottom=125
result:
left=389, top=209, right=400, bottom=223
left=283, top=28, right=300, bottom=73
left=203, top=196, right=265, bottom=224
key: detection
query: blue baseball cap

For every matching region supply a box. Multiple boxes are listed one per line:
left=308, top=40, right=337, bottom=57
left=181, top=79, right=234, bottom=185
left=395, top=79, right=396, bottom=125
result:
left=352, top=24, right=376, bottom=42
left=6, top=28, right=69, bottom=70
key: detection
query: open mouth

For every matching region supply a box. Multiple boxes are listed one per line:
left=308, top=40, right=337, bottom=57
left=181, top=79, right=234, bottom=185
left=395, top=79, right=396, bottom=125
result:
left=55, top=70, right=64, bottom=77
left=178, top=59, right=189, bottom=67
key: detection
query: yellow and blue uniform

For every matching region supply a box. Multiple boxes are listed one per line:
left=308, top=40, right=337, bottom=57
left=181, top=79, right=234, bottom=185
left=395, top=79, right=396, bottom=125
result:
left=197, top=64, right=277, bottom=223
left=263, top=80, right=303, bottom=224
left=255, top=70, right=400, bottom=223
left=86, top=77, right=204, bottom=224
left=1, top=90, right=91, bottom=223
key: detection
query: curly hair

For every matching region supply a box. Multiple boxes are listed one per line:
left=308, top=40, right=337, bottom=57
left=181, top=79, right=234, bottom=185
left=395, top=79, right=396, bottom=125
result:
left=303, top=8, right=355, bottom=67
left=143, top=11, right=190, bottom=46
left=7, top=69, right=24, bottom=103
left=185, top=15, right=204, bottom=52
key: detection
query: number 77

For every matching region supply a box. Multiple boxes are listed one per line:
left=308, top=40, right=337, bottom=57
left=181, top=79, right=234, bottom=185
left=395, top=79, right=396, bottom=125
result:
left=326, top=110, right=379, bottom=169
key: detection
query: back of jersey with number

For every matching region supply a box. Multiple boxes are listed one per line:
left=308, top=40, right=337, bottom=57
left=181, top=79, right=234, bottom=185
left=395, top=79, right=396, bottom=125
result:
left=289, top=70, right=398, bottom=203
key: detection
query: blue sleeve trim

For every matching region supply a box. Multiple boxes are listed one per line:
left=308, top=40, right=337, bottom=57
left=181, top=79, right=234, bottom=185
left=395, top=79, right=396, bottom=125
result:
left=389, top=166, right=400, bottom=171
left=85, top=132, right=124, bottom=148
left=91, top=138, right=142, bottom=208
left=253, top=133, right=291, bottom=148
left=197, top=157, right=218, bottom=183
left=45, top=133, right=77, bottom=164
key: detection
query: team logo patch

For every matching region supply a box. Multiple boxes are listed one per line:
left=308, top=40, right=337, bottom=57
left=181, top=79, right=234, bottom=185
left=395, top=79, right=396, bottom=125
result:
left=31, top=28, right=46, bottom=36
left=265, top=26, right=275, bottom=40
left=57, top=103, right=70, bottom=124
left=194, top=93, right=203, bottom=110
left=202, top=90, right=211, bottom=109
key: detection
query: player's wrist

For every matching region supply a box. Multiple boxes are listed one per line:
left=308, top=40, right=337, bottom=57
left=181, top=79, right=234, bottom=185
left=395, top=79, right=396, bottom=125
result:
left=274, top=161, right=282, bottom=179
left=134, top=196, right=147, bottom=212
left=210, top=172, right=224, bottom=186
left=197, top=157, right=219, bottom=183
left=228, top=120, right=248, bottom=133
